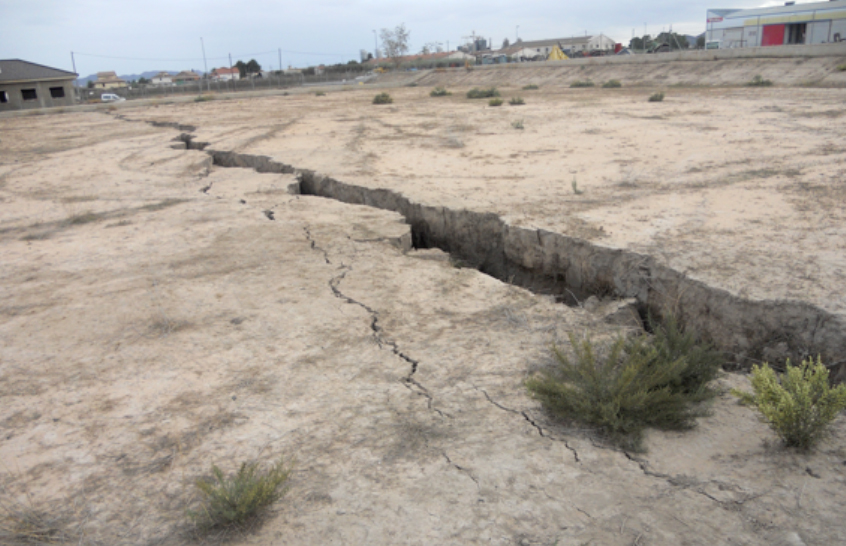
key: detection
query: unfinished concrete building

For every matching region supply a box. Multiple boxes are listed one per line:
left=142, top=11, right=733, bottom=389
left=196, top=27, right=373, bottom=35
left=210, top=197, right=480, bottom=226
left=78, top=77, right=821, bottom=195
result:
left=0, top=59, right=78, bottom=111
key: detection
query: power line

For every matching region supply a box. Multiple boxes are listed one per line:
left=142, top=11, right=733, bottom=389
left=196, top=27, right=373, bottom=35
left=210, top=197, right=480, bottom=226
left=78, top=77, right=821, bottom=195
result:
left=72, top=48, right=346, bottom=63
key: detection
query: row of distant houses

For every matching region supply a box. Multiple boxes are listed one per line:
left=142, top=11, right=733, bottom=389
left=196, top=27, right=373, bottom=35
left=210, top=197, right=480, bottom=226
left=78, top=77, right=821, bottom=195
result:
left=90, top=67, right=241, bottom=89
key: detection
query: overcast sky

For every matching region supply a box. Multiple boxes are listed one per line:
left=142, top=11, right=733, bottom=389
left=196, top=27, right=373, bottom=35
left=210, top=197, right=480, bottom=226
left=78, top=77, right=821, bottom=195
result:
left=1, top=0, right=800, bottom=77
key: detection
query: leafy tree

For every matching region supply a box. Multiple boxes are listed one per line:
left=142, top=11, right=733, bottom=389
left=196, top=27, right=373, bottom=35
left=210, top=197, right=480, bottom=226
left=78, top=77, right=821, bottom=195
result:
left=87, top=80, right=94, bottom=89
left=246, top=59, right=261, bottom=75
left=235, top=60, right=247, bottom=78
left=138, top=76, right=150, bottom=85
left=696, top=35, right=706, bottom=49
left=502, top=38, right=510, bottom=49
left=657, top=32, right=689, bottom=50
left=380, top=23, right=410, bottom=66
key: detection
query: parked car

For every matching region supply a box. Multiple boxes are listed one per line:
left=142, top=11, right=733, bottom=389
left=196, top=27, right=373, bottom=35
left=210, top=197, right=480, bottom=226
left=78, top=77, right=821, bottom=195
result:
left=101, top=93, right=125, bottom=102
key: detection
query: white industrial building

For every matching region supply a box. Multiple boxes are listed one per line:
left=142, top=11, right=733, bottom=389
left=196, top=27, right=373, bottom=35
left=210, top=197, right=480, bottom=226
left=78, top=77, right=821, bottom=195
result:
left=706, top=0, right=846, bottom=48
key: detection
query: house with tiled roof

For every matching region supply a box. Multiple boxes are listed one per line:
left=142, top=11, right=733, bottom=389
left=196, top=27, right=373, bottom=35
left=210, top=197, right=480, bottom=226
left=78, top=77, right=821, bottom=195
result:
left=93, top=71, right=126, bottom=89
left=503, top=35, right=616, bottom=60
left=0, top=59, right=78, bottom=111
left=151, top=71, right=173, bottom=85
left=173, top=70, right=202, bottom=84
left=210, top=67, right=240, bottom=81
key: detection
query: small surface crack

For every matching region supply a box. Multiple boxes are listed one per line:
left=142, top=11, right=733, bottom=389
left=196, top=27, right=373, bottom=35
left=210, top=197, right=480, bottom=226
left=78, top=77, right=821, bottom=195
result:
left=442, top=451, right=480, bottom=489
left=474, top=386, right=580, bottom=463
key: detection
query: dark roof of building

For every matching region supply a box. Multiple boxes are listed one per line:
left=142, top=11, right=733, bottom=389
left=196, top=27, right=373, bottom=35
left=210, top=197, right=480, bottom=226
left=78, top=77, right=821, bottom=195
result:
left=0, top=59, right=77, bottom=83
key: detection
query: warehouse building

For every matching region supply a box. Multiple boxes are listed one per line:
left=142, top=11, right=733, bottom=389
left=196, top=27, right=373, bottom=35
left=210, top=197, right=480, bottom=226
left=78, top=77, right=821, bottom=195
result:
left=706, top=0, right=846, bottom=48
left=0, top=59, right=78, bottom=111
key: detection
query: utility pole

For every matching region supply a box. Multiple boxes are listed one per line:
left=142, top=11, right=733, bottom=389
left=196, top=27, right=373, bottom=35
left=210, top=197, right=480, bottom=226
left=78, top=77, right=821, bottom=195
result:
left=200, top=37, right=209, bottom=92
left=70, top=51, right=78, bottom=104
left=516, top=25, right=519, bottom=42
left=278, top=48, right=282, bottom=88
left=372, top=29, right=378, bottom=58
left=229, top=53, right=233, bottom=93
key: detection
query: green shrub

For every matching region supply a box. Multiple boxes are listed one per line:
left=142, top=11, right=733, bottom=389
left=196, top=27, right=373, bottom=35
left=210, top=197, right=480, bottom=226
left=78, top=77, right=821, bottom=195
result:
left=194, top=95, right=214, bottom=102
left=488, top=98, right=503, bottom=107
left=522, top=84, right=540, bottom=90
left=648, top=92, right=665, bottom=102
left=467, top=87, right=499, bottom=99
left=372, top=92, right=393, bottom=104
left=570, top=80, right=595, bottom=88
left=747, top=74, right=773, bottom=87
left=838, top=64, right=846, bottom=72
left=511, top=119, right=524, bottom=130
left=526, top=318, right=722, bottom=451
left=732, top=357, right=846, bottom=451
left=189, top=457, right=292, bottom=530
left=602, top=79, right=622, bottom=88
left=430, top=87, right=451, bottom=97
left=315, top=91, right=326, bottom=96
left=508, top=97, right=525, bottom=106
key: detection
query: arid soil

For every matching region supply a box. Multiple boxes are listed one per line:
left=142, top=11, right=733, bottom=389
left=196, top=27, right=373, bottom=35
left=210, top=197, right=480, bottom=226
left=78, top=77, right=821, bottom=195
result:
left=1, top=74, right=846, bottom=546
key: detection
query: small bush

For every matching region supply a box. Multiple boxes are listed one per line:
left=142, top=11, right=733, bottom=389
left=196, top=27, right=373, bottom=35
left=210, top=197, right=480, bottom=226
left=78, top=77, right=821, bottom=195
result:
left=522, top=84, right=539, bottom=90
left=526, top=318, right=722, bottom=451
left=467, top=87, right=499, bottom=99
left=430, top=87, right=451, bottom=97
left=571, top=177, right=583, bottom=195
left=406, top=82, right=418, bottom=87
left=194, top=95, right=214, bottom=102
left=747, top=74, right=773, bottom=87
left=511, top=119, right=524, bottom=130
left=315, top=91, right=326, bottom=96
left=372, top=92, right=393, bottom=104
left=488, top=98, right=503, bottom=107
left=189, top=458, right=292, bottom=530
left=602, top=79, right=622, bottom=88
left=508, top=97, right=525, bottom=106
left=570, top=80, right=595, bottom=88
left=837, top=64, right=846, bottom=72
left=733, top=356, right=846, bottom=451
left=648, top=92, right=665, bottom=102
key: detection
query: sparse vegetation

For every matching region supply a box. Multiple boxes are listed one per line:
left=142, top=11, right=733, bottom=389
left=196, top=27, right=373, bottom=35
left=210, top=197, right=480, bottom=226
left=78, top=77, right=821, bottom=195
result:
left=373, top=92, right=393, bottom=104
left=649, top=92, right=665, bottom=102
left=430, top=87, right=451, bottom=97
left=837, top=64, right=846, bottom=72
left=602, top=79, right=622, bottom=88
left=467, top=87, right=499, bottom=99
left=522, top=84, right=539, bottom=90
left=509, top=97, right=525, bottom=106
left=189, top=457, right=292, bottom=531
left=0, top=491, right=82, bottom=545
left=315, top=91, right=326, bottom=96
left=747, top=75, right=773, bottom=87
left=488, top=98, right=503, bottom=107
left=526, top=317, right=723, bottom=451
left=511, top=120, right=524, bottom=130
left=194, top=95, right=214, bottom=102
left=733, top=356, right=846, bottom=451
left=570, top=80, right=595, bottom=88
left=571, top=177, right=583, bottom=195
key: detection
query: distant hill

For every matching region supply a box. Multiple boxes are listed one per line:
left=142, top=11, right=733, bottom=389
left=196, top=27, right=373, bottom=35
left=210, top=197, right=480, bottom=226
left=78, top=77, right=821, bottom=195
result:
left=77, top=70, right=178, bottom=84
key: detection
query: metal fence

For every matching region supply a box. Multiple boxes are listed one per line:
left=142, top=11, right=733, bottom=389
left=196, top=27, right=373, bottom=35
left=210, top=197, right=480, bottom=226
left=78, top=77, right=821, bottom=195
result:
left=77, top=70, right=372, bottom=102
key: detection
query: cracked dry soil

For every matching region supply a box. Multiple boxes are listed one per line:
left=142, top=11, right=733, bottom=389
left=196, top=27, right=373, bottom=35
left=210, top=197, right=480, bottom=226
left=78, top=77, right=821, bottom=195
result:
left=1, top=86, right=845, bottom=546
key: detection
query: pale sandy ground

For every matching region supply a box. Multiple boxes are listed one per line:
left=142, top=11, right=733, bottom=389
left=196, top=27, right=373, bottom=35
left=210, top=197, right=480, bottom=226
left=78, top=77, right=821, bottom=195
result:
left=1, top=79, right=845, bottom=546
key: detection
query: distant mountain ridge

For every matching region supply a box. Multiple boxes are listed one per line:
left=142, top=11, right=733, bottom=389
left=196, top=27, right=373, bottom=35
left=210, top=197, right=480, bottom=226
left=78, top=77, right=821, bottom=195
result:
left=77, top=70, right=178, bottom=84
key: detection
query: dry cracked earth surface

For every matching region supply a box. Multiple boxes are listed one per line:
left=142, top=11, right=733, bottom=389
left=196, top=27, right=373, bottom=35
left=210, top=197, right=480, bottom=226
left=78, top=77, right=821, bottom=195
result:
left=1, top=83, right=846, bottom=545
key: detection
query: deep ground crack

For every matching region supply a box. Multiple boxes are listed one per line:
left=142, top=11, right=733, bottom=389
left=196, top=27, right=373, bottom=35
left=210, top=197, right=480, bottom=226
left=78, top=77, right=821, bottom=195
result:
left=474, top=386, right=580, bottom=463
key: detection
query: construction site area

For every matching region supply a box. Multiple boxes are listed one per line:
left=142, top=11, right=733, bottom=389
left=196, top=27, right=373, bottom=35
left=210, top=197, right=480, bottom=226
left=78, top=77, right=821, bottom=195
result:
left=2, top=50, right=846, bottom=545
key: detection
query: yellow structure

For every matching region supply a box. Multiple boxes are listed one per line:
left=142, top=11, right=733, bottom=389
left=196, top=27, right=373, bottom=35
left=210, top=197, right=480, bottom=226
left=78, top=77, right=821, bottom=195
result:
left=547, top=45, right=569, bottom=61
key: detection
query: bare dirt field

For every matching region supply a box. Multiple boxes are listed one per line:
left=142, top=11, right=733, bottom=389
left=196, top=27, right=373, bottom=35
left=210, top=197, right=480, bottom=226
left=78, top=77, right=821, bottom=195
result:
left=2, top=65, right=846, bottom=545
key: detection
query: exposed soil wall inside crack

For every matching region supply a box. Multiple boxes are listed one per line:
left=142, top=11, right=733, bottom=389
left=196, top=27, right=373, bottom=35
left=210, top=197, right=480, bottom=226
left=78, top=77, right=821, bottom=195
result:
left=181, top=135, right=845, bottom=379
left=295, top=171, right=846, bottom=376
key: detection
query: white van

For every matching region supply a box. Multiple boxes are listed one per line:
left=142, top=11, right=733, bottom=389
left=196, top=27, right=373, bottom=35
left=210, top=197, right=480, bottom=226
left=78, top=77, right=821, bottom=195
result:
left=101, top=93, right=125, bottom=102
